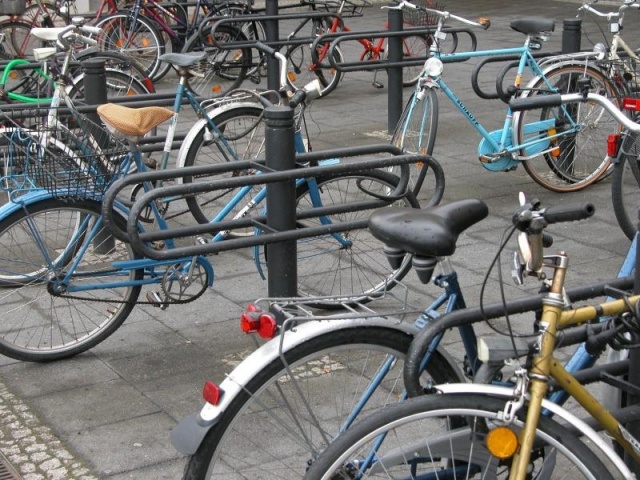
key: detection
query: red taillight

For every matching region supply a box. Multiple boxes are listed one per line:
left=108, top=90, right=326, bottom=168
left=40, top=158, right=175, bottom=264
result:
left=608, top=133, right=621, bottom=157
left=240, top=304, right=278, bottom=339
left=142, top=77, right=156, bottom=94
left=203, top=380, right=222, bottom=405
left=623, top=98, right=640, bottom=112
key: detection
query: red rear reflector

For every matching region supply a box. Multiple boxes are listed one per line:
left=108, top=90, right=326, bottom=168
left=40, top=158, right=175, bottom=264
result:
left=608, top=133, right=621, bottom=157
left=622, top=98, right=640, bottom=111
left=240, top=304, right=278, bottom=339
left=203, top=380, right=222, bottom=405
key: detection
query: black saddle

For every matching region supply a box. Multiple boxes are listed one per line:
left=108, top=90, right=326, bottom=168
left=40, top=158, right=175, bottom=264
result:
left=510, top=17, right=555, bottom=35
left=368, top=199, right=489, bottom=283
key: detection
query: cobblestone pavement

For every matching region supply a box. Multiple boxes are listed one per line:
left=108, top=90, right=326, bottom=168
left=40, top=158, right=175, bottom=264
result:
left=0, top=0, right=638, bottom=478
left=0, top=384, right=97, bottom=480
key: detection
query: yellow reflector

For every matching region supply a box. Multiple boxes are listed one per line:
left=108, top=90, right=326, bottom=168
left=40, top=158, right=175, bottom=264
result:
left=485, top=426, right=518, bottom=460
left=547, top=128, right=560, bottom=157
left=287, top=71, right=296, bottom=82
left=9, top=71, right=18, bottom=80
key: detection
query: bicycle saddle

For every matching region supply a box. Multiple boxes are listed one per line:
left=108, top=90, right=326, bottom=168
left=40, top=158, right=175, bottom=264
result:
left=368, top=199, right=488, bottom=283
left=97, top=104, right=173, bottom=141
left=510, top=17, right=555, bottom=35
left=158, top=52, right=207, bottom=67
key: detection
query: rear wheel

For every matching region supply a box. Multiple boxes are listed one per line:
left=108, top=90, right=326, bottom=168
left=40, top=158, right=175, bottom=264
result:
left=516, top=63, right=621, bottom=192
left=612, top=133, right=640, bottom=240
left=183, top=327, right=463, bottom=479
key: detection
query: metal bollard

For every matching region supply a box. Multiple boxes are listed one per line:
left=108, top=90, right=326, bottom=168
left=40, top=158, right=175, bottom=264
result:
left=387, top=8, right=404, bottom=133
left=265, top=0, right=280, bottom=91
left=561, top=18, right=582, bottom=54
left=264, top=106, right=298, bottom=304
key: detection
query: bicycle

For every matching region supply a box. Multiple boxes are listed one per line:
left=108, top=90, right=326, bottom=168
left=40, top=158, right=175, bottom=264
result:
left=0, top=43, right=428, bottom=362
left=391, top=0, right=622, bottom=194
left=284, top=0, right=440, bottom=97
left=303, top=92, right=640, bottom=480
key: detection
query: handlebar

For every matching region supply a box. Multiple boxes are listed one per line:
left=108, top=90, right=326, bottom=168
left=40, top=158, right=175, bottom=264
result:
left=578, top=0, right=639, bottom=22
left=386, top=0, right=490, bottom=30
left=510, top=92, right=640, bottom=133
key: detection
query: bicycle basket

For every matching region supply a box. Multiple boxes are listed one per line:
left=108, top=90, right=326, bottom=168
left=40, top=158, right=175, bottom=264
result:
left=305, top=0, right=371, bottom=18
left=0, top=0, right=26, bottom=15
left=404, top=0, right=443, bottom=27
left=0, top=109, right=130, bottom=200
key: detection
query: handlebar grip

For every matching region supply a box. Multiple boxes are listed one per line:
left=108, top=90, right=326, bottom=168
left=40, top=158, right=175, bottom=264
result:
left=543, top=202, right=595, bottom=224
left=509, top=94, right=562, bottom=111
left=254, top=41, right=277, bottom=58
left=82, top=25, right=102, bottom=36
left=288, top=89, right=307, bottom=108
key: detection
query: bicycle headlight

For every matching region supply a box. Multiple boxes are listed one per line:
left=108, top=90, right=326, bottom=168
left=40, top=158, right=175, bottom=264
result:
left=423, top=57, right=444, bottom=77
left=593, top=42, right=607, bottom=61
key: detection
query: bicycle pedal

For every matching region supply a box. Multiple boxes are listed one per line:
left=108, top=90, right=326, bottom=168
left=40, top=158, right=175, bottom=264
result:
left=146, top=291, right=168, bottom=310
left=144, top=158, right=158, bottom=169
left=372, top=81, right=384, bottom=89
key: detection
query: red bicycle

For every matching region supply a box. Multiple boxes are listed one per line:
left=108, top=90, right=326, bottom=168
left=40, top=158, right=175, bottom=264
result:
left=287, top=0, right=454, bottom=96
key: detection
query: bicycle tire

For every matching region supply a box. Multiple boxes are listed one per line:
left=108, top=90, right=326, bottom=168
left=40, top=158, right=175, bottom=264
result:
left=390, top=87, right=438, bottom=196
left=515, top=63, right=621, bottom=192
left=182, top=104, right=264, bottom=233
left=0, top=19, right=41, bottom=58
left=182, top=326, right=463, bottom=480
left=611, top=134, right=640, bottom=240
left=94, top=13, right=165, bottom=81
left=257, top=170, right=419, bottom=304
left=286, top=42, right=344, bottom=97
left=305, top=394, right=616, bottom=479
left=73, top=49, right=155, bottom=92
left=68, top=67, right=153, bottom=99
left=182, top=24, right=252, bottom=99
left=0, top=198, right=143, bottom=362
left=398, top=33, right=430, bottom=87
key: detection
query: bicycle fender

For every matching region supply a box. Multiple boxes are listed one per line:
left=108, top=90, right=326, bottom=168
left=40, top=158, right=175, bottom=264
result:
left=174, top=101, right=263, bottom=180
left=170, top=317, right=424, bottom=455
left=0, top=191, right=130, bottom=220
left=435, top=383, right=633, bottom=479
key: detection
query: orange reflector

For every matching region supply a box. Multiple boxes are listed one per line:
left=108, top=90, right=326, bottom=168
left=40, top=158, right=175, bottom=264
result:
left=211, top=85, right=222, bottom=94
left=141, top=38, right=150, bottom=48
left=547, top=128, right=560, bottom=157
left=608, top=133, right=621, bottom=157
left=203, top=380, right=222, bottom=405
left=287, top=71, right=297, bottom=82
left=485, top=426, right=519, bottom=459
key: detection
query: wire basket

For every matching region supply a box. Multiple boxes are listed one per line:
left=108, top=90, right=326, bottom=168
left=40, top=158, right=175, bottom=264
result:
left=404, top=0, right=443, bottom=27
left=0, top=108, right=130, bottom=200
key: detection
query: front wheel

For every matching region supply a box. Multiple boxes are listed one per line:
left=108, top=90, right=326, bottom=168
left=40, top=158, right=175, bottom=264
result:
left=515, top=63, right=621, bottom=192
left=305, top=393, right=616, bottom=479
left=286, top=42, right=344, bottom=97
left=398, top=34, right=430, bottom=87
left=391, top=87, right=439, bottom=196
left=612, top=133, right=640, bottom=240
left=0, top=198, right=142, bottom=361
left=259, top=170, right=419, bottom=304
left=183, top=327, right=463, bottom=479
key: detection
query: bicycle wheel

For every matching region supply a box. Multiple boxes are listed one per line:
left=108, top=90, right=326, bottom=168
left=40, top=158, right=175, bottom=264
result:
left=95, top=13, right=165, bottom=81
left=183, top=105, right=264, bottom=233
left=182, top=24, right=252, bottom=99
left=398, top=33, right=430, bottom=87
left=305, top=394, right=615, bottom=479
left=612, top=132, right=640, bottom=240
left=286, top=42, right=344, bottom=97
left=260, top=170, right=419, bottom=303
left=183, top=326, right=463, bottom=480
left=69, top=67, right=153, bottom=98
left=391, top=87, right=438, bottom=195
left=515, top=63, right=621, bottom=192
left=73, top=49, right=155, bottom=92
left=0, top=19, right=42, bottom=58
left=0, top=198, right=143, bottom=362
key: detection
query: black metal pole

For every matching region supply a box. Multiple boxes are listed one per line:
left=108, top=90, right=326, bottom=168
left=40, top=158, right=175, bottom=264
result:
left=561, top=18, right=581, bottom=54
left=265, top=0, right=280, bottom=91
left=387, top=8, right=403, bottom=133
left=264, top=106, right=297, bottom=303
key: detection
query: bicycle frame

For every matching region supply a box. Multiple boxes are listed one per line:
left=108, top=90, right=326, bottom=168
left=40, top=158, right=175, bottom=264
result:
left=426, top=43, right=577, bottom=171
